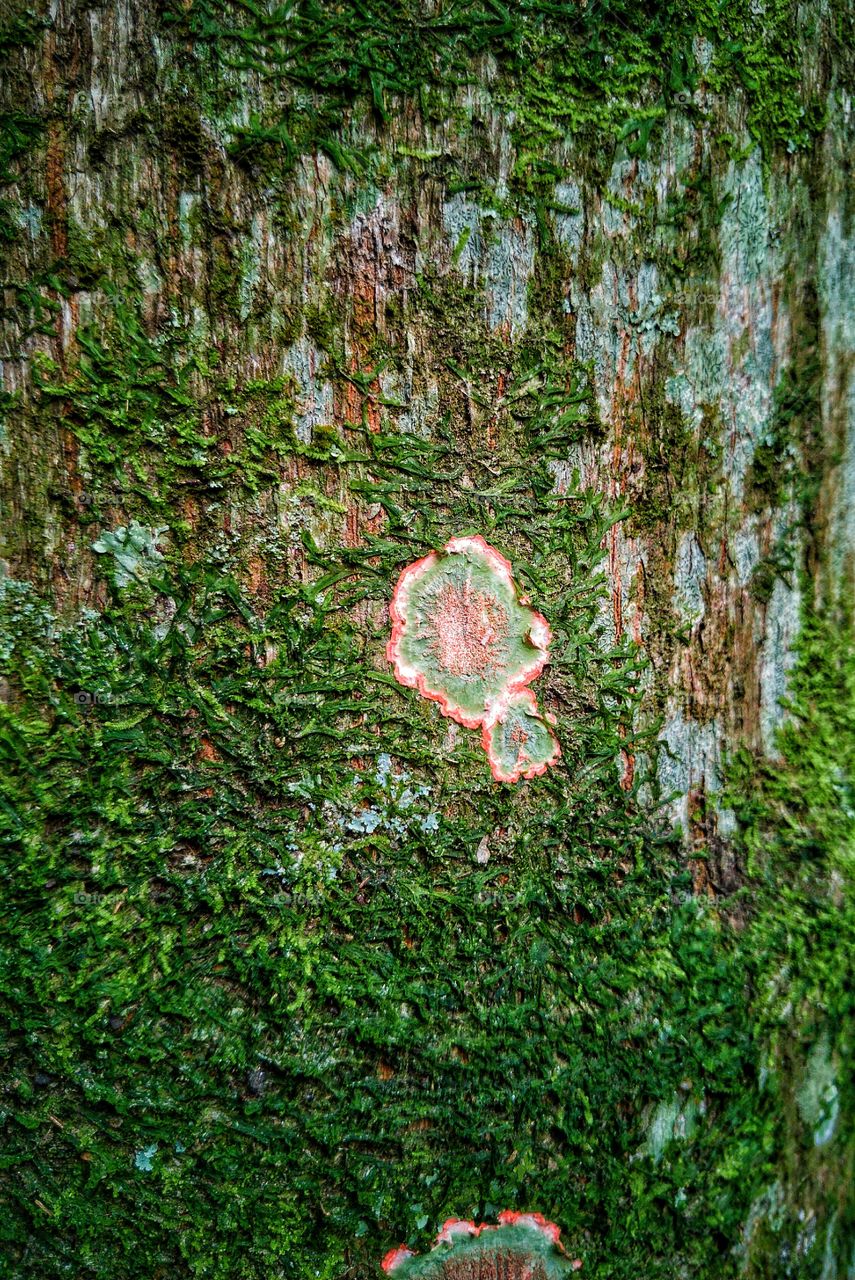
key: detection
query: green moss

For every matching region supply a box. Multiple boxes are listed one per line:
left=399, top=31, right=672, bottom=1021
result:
left=164, top=0, right=836, bottom=207
left=721, top=598, right=855, bottom=1274
left=0, top=2, right=849, bottom=1276
left=27, top=304, right=309, bottom=523
left=0, top=205, right=741, bottom=1274
left=304, top=301, right=341, bottom=357
left=208, top=234, right=242, bottom=313
left=0, top=108, right=44, bottom=243
left=161, top=98, right=208, bottom=180
left=3, top=340, right=850, bottom=1274
left=747, top=290, right=824, bottom=516
left=31, top=302, right=206, bottom=506
left=0, top=535, right=752, bottom=1279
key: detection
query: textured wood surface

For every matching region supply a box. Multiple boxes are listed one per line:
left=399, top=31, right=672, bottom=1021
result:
left=2, top=3, right=851, bottom=833
left=0, top=5, right=852, bottom=1276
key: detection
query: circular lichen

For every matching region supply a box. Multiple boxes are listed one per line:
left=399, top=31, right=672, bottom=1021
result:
left=382, top=1214, right=580, bottom=1278
left=387, top=536, right=559, bottom=780
left=482, top=689, right=560, bottom=784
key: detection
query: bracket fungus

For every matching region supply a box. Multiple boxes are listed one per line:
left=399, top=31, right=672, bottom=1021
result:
left=381, top=1212, right=581, bottom=1278
left=387, top=536, right=560, bottom=782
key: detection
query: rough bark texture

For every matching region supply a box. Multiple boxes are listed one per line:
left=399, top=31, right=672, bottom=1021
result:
left=0, top=2, right=852, bottom=1278
left=2, top=3, right=852, bottom=814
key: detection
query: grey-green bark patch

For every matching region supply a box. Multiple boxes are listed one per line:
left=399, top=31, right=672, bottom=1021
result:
left=796, top=1035, right=840, bottom=1148
left=644, top=1091, right=702, bottom=1162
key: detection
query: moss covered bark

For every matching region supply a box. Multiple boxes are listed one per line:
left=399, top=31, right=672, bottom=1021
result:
left=0, top=2, right=852, bottom=1277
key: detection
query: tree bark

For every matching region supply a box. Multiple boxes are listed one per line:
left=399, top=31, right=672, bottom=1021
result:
left=0, top=2, right=852, bottom=1277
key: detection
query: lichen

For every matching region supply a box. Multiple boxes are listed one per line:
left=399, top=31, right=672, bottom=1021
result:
left=481, top=689, right=561, bottom=785
left=383, top=1213, right=578, bottom=1278
left=91, top=522, right=168, bottom=589
left=387, top=536, right=559, bottom=781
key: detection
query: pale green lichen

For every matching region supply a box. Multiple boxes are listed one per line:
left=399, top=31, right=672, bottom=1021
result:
left=387, top=536, right=558, bottom=781
left=383, top=1216, right=576, bottom=1278
left=91, top=522, right=168, bottom=588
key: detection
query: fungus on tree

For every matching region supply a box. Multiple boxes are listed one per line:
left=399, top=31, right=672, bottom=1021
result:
left=387, top=536, right=560, bottom=782
left=381, top=1212, right=581, bottom=1278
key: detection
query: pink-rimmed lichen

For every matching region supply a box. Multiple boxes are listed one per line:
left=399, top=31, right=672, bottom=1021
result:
left=482, top=688, right=561, bottom=783
left=387, top=537, right=559, bottom=782
left=381, top=1212, right=581, bottom=1277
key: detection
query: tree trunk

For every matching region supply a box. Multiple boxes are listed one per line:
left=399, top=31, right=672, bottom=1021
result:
left=0, top=3, right=852, bottom=1278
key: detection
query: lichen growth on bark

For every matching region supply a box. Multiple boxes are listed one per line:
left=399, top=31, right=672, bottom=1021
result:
left=383, top=1212, right=576, bottom=1278
left=387, top=536, right=559, bottom=781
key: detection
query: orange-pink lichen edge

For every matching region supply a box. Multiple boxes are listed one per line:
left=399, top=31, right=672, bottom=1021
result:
left=481, top=688, right=562, bottom=784
left=381, top=1213, right=567, bottom=1272
left=382, top=1247, right=416, bottom=1273
left=386, top=536, right=553, bottom=748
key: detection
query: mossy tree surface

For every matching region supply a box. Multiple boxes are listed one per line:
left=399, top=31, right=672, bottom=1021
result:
left=0, top=3, right=853, bottom=1279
